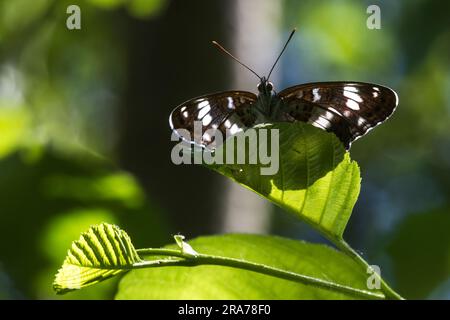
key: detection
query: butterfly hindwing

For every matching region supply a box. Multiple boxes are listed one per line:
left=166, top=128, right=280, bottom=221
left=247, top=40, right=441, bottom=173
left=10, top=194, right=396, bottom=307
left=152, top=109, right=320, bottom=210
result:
left=276, top=82, right=398, bottom=148
left=169, top=91, right=258, bottom=148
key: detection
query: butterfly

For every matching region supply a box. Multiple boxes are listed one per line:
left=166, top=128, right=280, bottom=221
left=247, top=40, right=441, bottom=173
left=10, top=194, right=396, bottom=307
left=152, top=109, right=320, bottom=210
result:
left=169, top=29, right=398, bottom=150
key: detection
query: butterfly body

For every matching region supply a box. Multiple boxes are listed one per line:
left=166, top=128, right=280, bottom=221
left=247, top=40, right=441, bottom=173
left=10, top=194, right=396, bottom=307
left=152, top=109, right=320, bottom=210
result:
left=250, top=77, right=276, bottom=119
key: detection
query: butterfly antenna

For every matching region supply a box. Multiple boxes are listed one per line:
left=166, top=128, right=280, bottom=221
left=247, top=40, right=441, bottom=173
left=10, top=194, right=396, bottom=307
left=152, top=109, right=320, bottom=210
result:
left=267, top=28, right=296, bottom=81
left=212, top=40, right=262, bottom=80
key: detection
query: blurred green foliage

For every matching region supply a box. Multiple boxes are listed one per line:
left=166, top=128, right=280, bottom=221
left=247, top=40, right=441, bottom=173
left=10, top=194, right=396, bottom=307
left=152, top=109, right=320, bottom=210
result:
left=0, top=148, right=168, bottom=299
left=281, top=0, right=450, bottom=299
left=387, top=208, right=450, bottom=299
left=0, top=0, right=168, bottom=299
left=298, top=2, right=395, bottom=78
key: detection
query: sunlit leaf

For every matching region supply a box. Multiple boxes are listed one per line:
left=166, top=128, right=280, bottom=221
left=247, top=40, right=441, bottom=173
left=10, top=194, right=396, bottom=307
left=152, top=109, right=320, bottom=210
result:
left=53, top=223, right=141, bottom=294
left=207, top=122, right=360, bottom=239
left=39, top=210, right=118, bottom=299
left=116, top=234, right=381, bottom=299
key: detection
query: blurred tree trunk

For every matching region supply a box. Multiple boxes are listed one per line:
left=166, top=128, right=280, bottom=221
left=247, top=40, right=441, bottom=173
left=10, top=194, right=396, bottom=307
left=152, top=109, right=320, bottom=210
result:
left=220, top=0, right=281, bottom=233
left=118, top=0, right=230, bottom=237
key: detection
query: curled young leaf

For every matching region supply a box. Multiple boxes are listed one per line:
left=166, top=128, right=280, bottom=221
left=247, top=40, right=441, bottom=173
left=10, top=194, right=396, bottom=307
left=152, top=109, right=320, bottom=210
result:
left=53, top=223, right=141, bottom=294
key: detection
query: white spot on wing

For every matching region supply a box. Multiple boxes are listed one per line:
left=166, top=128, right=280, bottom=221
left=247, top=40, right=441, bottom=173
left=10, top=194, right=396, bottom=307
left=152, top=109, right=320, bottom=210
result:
left=227, top=97, right=234, bottom=109
left=197, top=103, right=211, bottom=119
left=182, top=111, right=189, bottom=118
left=346, top=99, right=360, bottom=110
left=202, top=114, right=212, bottom=126
left=312, top=88, right=321, bottom=102
left=344, top=90, right=363, bottom=102
left=315, top=116, right=331, bottom=129
left=197, top=100, right=209, bottom=109
left=328, top=107, right=343, bottom=116
left=344, top=86, right=359, bottom=93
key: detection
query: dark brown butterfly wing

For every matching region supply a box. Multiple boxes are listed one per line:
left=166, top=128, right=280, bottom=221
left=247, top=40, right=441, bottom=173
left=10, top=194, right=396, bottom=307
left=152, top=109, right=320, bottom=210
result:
left=277, top=82, right=398, bottom=148
left=169, top=91, right=258, bottom=148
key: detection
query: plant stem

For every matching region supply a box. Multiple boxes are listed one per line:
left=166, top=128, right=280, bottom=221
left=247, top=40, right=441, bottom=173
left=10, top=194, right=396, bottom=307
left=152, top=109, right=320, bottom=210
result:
left=333, top=239, right=404, bottom=300
left=136, top=248, right=384, bottom=300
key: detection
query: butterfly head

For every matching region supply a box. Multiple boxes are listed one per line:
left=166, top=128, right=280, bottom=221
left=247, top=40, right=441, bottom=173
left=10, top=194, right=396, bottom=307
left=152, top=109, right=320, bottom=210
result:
left=257, top=77, right=274, bottom=95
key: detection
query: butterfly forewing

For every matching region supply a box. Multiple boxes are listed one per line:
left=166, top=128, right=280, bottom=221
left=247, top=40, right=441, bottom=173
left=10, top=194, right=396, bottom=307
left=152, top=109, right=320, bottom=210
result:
left=169, top=91, right=258, bottom=148
left=277, top=82, right=398, bottom=148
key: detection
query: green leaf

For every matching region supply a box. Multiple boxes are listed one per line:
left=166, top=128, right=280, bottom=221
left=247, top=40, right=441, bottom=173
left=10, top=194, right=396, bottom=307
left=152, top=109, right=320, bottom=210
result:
left=207, top=122, right=361, bottom=239
left=53, top=223, right=142, bottom=294
left=116, top=234, right=381, bottom=299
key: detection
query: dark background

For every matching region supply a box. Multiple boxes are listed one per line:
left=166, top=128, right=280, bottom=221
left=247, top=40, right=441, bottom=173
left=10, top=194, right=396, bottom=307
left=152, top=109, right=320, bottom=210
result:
left=0, top=0, right=449, bottom=299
